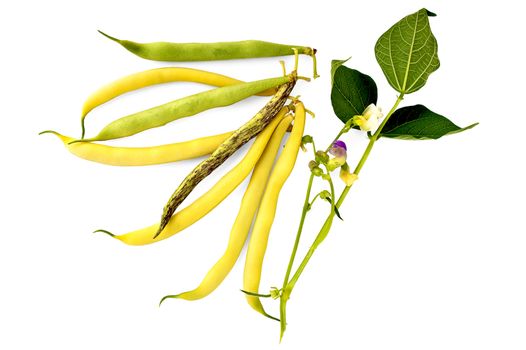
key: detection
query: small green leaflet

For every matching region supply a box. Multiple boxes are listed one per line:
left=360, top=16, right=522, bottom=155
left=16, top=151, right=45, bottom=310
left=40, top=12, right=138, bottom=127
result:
left=375, top=8, right=440, bottom=94
left=325, top=197, right=343, bottom=220
left=331, top=64, right=378, bottom=124
left=380, top=105, right=478, bottom=140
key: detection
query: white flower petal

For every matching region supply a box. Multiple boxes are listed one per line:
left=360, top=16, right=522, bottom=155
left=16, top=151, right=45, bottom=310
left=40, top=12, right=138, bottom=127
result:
left=363, top=103, right=383, bottom=121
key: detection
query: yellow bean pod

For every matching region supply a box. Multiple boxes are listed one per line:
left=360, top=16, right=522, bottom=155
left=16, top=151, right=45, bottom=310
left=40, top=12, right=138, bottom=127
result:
left=81, top=67, right=275, bottom=138
left=243, top=101, right=306, bottom=319
left=160, top=115, right=293, bottom=303
left=39, top=130, right=232, bottom=166
left=104, top=107, right=290, bottom=245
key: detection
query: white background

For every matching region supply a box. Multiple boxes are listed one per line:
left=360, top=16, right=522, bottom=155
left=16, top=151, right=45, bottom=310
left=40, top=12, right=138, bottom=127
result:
left=1, top=0, right=525, bottom=349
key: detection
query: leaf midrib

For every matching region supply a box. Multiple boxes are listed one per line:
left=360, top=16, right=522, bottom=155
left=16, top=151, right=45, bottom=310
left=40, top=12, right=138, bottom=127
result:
left=401, top=10, right=420, bottom=93
left=388, top=27, right=401, bottom=91
left=335, top=80, right=361, bottom=116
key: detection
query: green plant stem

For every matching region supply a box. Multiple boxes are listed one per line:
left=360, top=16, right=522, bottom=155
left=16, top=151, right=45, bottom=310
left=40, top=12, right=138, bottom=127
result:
left=308, top=193, right=321, bottom=210
left=311, top=139, right=317, bottom=155
left=279, top=172, right=315, bottom=338
left=335, top=94, right=403, bottom=205
left=325, top=121, right=354, bottom=153
left=279, top=94, right=404, bottom=339
left=323, top=166, right=337, bottom=226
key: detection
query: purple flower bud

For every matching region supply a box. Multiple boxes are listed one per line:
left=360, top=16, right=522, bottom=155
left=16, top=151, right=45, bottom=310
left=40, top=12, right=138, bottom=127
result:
left=333, top=140, right=347, bottom=150
left=329, top=140, right=347, bottom=158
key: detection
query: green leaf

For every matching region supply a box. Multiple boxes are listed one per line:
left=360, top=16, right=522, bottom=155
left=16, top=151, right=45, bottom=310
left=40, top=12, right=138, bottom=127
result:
left=334, top=205, right=343, bottom=221
left=380, top=105, right=478, bottom=140
left=330, top=57, right=351, bottom=85
left=375, top=8, right=440, bottom=94
left=325, top=197, right=343, bottom=220
left=331, top=65, right=378, bottom=124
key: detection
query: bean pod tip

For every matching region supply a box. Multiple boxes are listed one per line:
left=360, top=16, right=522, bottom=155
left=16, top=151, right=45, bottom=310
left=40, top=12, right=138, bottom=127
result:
left=93, top=229, right=115, bottom=237
left=159, top=294, right=180, bottom=307
left=97, top=30, right=120, bottom=43
left=39, top=130, right=58, bottom=136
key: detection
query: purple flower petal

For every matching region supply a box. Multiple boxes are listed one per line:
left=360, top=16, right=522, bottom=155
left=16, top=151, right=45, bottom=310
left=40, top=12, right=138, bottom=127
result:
left=333, top=140, right=347, bottom=150
left=329, top=140, right=347, bottom=158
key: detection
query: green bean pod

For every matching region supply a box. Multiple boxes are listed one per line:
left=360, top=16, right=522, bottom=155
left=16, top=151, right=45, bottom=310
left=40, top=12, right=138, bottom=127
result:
left=74, top=75, right=293, bottom=143
left=99, top=31, right=315, bottom=61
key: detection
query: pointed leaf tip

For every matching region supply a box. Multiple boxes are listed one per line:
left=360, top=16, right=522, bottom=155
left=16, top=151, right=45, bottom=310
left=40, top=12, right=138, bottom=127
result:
left=330, top=57, right=352, bottom=85
left=424, top=9, right=437, bottom=16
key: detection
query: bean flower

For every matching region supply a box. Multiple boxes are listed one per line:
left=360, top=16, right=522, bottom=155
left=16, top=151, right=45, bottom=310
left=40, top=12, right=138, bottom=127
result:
left=353, top=103, right=383, bottom=131
left=327, top=140, right=348, bottom=171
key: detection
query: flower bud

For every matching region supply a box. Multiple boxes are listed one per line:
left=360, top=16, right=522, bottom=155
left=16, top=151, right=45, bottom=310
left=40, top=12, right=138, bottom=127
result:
left=312, top=167, right=323, bottom=176
left=301, top=135, right=314, bottom=152
left=308, top=160, right=323, bottom=176
left=319, top=190, right=331, bottom=200
left=315, top=150, right=329, bottom=164
left=302, top=135, right=313, bottom=144
left=329, top=140, right=347, bottom=158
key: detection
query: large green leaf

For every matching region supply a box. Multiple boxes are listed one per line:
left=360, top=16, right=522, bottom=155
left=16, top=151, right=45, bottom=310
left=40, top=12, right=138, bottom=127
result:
left=380, top=105, right=478, bottom=140
left=375, top=8, right=440, bottom=94
left=331, top=65, right=378, bottom=124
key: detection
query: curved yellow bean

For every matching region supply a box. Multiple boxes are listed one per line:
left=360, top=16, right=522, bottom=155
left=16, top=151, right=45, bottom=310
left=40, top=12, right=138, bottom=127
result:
left=243, top=101, right=306, bottom=318
left=81, top=67, right=275, bottom=138
left=161, top=115, right=293, bottom=303
left=106, top=107, right=290, bottom=245
left=39, top=130, right=232, bottom=166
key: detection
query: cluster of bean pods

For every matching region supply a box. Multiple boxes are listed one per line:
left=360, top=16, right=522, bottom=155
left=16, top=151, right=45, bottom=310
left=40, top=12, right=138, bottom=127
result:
left=42, top=32, right=317, bottom=321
